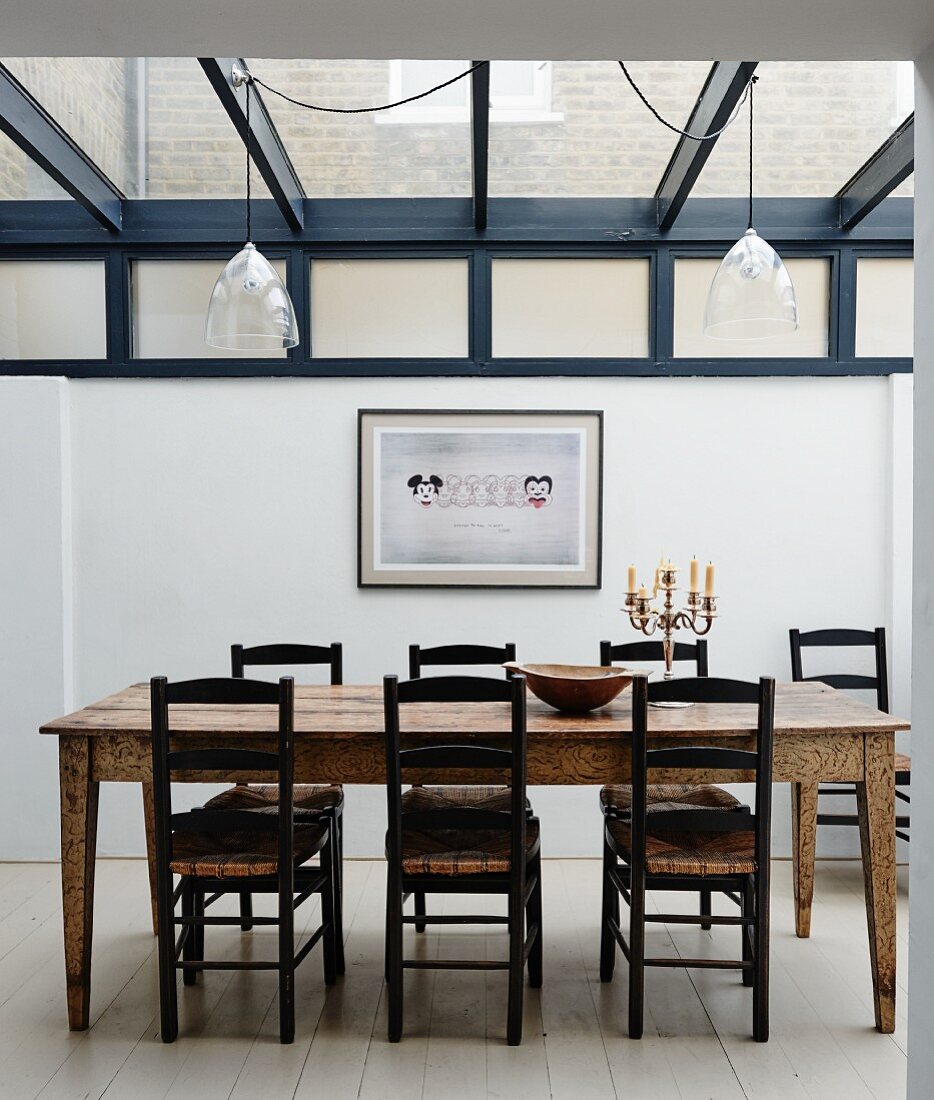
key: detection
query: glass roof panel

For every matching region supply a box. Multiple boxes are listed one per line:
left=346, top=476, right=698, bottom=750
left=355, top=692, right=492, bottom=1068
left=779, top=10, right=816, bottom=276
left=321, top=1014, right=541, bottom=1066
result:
left=694, top=61, right=913, bottom=197
left=249, top=59, right=471, bottom=197
left=489, top=60, right=712, bottom=197
left=0, top=131, right=69, bottom=199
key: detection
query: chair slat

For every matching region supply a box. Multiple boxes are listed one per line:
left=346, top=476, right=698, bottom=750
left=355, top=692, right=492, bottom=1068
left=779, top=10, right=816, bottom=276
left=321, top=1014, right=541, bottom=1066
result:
left=400, top=744, right=513, bottom=770
left=401, top=808, right=513, bottom=831
left=167, top=748, right=279, bottom=772
left=644, top=808, right=756, bottom=834
left=796, top=627, right=878, bottom=647
left=646, top=746, right=758, bottom=771
left=802, top=673, right=878, bottom=691
left=649, top=677, right=759, bottom=705
left=170, top=809, right=282, bottom=834
left=397, top=675, right=514, bottom=704
left=166, top=677, right=279, bottom=705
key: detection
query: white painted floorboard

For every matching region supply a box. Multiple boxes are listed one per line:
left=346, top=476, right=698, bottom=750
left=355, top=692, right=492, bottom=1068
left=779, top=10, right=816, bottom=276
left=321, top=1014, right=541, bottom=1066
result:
left=0, top=859, right=908, bottom=1100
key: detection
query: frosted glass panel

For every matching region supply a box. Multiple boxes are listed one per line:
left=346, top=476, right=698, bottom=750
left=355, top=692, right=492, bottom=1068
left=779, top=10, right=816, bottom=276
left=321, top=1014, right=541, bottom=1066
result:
left=0, top=261, right=106, bottom=359
left=492, top=258, right=650, bottom=357
left=674, top=257, right=830, bottom=358
left=310, top=259, right=469, bottom=358
left=132, top=259, right=288, bottom=359
left=856, top=258, right=913, bottom=358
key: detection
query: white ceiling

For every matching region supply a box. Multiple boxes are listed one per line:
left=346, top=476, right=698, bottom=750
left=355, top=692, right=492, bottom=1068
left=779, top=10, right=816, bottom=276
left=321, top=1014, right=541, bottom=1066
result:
left=4, top=0, right=934, bottom=61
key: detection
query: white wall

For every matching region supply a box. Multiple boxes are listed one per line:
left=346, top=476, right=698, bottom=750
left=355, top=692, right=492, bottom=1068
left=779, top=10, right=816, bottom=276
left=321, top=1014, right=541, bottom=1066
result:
left=908, top=45, right=934, bottom=1100
left=0, top=372, right=912, bottom=862
left=0, top=377, right=73, bottom=858
left=43, top=373, right=904, bottom=860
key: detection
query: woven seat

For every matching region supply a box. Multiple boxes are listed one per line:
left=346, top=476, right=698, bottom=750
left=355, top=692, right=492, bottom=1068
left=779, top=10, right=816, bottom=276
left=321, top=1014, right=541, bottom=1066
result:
left=401, top=785, right=531, bottom=814
left=607, top=817, right=756, bottom=877
left=398, top=818, right=540, bottom=877
left=600, top=782, right=743, bottom=815
left=204, top=782, right=343, bottom=815
left=896, top=752, right=911, bottom=776
left=170, top=814, right=327, bottom=878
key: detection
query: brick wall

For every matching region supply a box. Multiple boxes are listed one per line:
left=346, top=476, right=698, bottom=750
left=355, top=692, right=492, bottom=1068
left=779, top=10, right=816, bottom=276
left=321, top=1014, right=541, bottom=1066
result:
left=0, top=58, right=913, bottom=202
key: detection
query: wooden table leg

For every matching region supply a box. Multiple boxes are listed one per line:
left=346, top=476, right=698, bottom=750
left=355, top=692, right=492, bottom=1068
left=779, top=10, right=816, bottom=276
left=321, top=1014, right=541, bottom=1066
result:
left=142, top=781, right=159, bottom=936
left=856, top=732, right=896, bottom=1034
left=791, top=780, right=818, bottom=938
left=59, top=738, right=100, bottom=1031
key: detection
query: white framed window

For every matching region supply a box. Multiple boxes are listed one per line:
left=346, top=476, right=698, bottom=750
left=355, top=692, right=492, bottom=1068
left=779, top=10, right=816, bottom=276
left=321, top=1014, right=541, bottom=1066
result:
left=382, top=60, right=562, bottom=124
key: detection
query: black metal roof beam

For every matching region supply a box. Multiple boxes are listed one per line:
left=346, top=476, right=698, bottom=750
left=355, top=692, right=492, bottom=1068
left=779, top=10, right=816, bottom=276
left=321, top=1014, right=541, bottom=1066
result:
left=655, top=61, right=758, bottom=231
left=198, top=57, right=305, bottom=232
left=837, top=114, right=914, bottom=230
left=471, top=61, right=490, bottom=232
left=0, top=62, right=124, bottom=232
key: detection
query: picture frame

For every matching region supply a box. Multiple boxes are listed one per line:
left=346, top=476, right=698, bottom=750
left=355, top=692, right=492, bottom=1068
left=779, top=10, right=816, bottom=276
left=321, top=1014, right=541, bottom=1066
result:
left=358, top=409, right=603, bottom=588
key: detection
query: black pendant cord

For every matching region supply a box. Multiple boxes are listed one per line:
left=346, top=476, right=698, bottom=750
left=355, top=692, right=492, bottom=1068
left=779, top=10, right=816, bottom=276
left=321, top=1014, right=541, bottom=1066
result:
left=616, top=61, right=753, bottom=141
left=245, top=80, right=253, bottom=243
left=247, top=61, right=488, bottom=115
left=747, top=76, right=757, bottom=230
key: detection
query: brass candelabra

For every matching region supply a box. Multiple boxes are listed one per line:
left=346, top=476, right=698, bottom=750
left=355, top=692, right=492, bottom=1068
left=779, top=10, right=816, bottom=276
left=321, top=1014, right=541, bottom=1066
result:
left=623, top=563, right=719, bottom=707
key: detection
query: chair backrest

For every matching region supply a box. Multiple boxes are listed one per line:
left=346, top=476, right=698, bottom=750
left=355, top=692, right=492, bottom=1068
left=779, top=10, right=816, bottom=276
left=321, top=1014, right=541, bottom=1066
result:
left=231, top=642, right=343, bottom=685
left=600, top=638, right=708, bottom=677
left=408, top=642, right=516, bottom=680
left=628, top=674, right=775, bottom=880
left=788, top=627, right=888, bottom=712
left=150, top=676, right=296, bottom=887
left=384, top=673, right=528, bottom=878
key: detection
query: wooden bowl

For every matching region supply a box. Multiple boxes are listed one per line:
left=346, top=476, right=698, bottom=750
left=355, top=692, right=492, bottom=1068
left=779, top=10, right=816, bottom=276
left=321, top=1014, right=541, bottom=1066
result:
left=502, top=662, right=636, bottom=713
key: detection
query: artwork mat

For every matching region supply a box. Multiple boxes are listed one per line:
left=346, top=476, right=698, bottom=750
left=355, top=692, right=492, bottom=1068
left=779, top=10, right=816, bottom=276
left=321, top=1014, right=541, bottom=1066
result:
left=358, top=409, right=603, bottom=588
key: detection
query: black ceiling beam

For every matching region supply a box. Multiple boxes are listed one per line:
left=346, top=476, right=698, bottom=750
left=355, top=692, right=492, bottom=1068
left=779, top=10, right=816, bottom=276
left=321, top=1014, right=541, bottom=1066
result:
left=470, top=61, right=490, bottom=232
left=837, top=114, right=914, bottom=230
left=198, top=57, right=305, bottom=232
left=655, top=61, right=758, bottom=231
left=0, top=62, right=123, bottom=232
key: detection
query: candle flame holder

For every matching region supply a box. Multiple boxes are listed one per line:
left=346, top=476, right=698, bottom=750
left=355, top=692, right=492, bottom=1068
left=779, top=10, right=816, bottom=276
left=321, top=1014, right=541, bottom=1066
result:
left=622, top=565, right=718, bottom=708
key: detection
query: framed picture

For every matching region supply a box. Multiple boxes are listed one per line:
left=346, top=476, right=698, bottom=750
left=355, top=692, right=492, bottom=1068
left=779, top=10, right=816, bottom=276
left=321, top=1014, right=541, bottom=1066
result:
left=358, top=409, right=603, bottom=588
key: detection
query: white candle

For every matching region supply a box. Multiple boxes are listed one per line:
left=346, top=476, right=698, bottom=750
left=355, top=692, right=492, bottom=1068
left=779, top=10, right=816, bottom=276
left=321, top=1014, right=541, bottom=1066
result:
left=628, top=564, right=637, bottom=593
left=689, top=557, right=699, bottom=592
left=638, top=583, right=648, bottom=599
left=705, top=561, right=716, bottom=597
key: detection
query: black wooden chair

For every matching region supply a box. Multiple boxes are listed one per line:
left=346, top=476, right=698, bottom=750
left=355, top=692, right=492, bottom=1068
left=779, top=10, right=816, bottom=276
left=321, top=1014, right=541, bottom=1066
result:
left=201, top=643, right=346, bottom=967
left=384, top=673, right=542, bottom=1045
left=407, top=640, right=519, bottom=930
left=789, top=627, right=910, bottom=842
left=601, top=674, right=775, bottom=1042
left=409, top=641, right=516, bottom=679
left=151, top=675, right=339, bottom=1044
left=599, top=638, right=728, bottom=928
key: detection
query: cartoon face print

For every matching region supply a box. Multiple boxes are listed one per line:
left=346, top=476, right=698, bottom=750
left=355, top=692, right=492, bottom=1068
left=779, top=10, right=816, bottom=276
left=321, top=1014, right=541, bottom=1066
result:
left=407, top=474, right=443, bottom=507
left=524, top=475, right=553, bottom=509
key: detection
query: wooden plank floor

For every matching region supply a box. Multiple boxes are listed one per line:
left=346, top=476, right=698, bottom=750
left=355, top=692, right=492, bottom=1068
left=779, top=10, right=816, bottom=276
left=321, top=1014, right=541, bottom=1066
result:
left=0, top=858, right=908, bottom=1100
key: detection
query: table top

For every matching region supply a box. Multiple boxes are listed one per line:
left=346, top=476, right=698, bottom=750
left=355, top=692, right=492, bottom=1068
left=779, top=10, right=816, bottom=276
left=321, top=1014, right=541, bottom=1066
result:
left=41, top=681, right=909, bottom=741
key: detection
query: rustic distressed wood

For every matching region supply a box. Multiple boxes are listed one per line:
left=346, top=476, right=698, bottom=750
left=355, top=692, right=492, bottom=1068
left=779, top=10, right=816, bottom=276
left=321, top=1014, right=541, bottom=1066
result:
left=857, top=732, right=898, bottom=1033
left=58, top=738, right=99, bottom=1033
left=40, top=680, right=907, bottom=1033
left=791, top=780, right=819, bottom=937
left=141, top=780, right=158, bottom=936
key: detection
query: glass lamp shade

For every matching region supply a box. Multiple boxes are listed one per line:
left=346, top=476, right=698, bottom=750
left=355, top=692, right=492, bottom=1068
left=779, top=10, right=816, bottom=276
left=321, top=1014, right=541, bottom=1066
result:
left=703, top=228, right=799, bottom=340
left=205, top=243, right=299, bottom=350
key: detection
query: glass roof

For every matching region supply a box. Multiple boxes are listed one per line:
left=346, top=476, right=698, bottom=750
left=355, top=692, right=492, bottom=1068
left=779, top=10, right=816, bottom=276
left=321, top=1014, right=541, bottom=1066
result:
left=0, top=57, right=915, bottom=202
left=694, top=61, right=914, bottom=198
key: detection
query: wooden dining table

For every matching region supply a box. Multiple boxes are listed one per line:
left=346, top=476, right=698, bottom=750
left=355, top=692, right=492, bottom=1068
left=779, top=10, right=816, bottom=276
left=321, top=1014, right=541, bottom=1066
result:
left=40, top=679, right=908, bottom=1034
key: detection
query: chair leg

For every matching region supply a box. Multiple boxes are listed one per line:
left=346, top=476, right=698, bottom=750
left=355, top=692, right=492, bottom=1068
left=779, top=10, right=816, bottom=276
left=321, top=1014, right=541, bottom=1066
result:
left=507, top=884, right=525, bottom=1046
left=181, top=881, right=197, bottom=986
left=387, top=865, right=404, bottom=1043
left=742, top=878, right=754, bottom=987
left=600, top=833, right=617, bottom=983
left=194, top=889, right=205, bottom=964
left=413, top=891, right=427, bottom=934
left=753, top=868, right=770, bottom=1042
left=320, top=826, right=338, bottom=987
left=156, top=873, right=179, bottom=1043
left=526, top=855, right=543, bottom=989
left=279, top=886, right=295, bottom=1045
left=239, top=892, right=254, bottom=933
left=700, top=886, right=712, bottom=931
left=333, top=811, right=345, bottom=974
left=627, top=870, right=645, bottom=1040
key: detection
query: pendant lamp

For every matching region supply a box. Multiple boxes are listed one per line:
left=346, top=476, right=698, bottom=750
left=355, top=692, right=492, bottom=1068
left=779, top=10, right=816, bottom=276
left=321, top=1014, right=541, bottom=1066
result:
left=206, top=69, right=298, bottom=351
left=703, top=78, right=798, bottom=340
